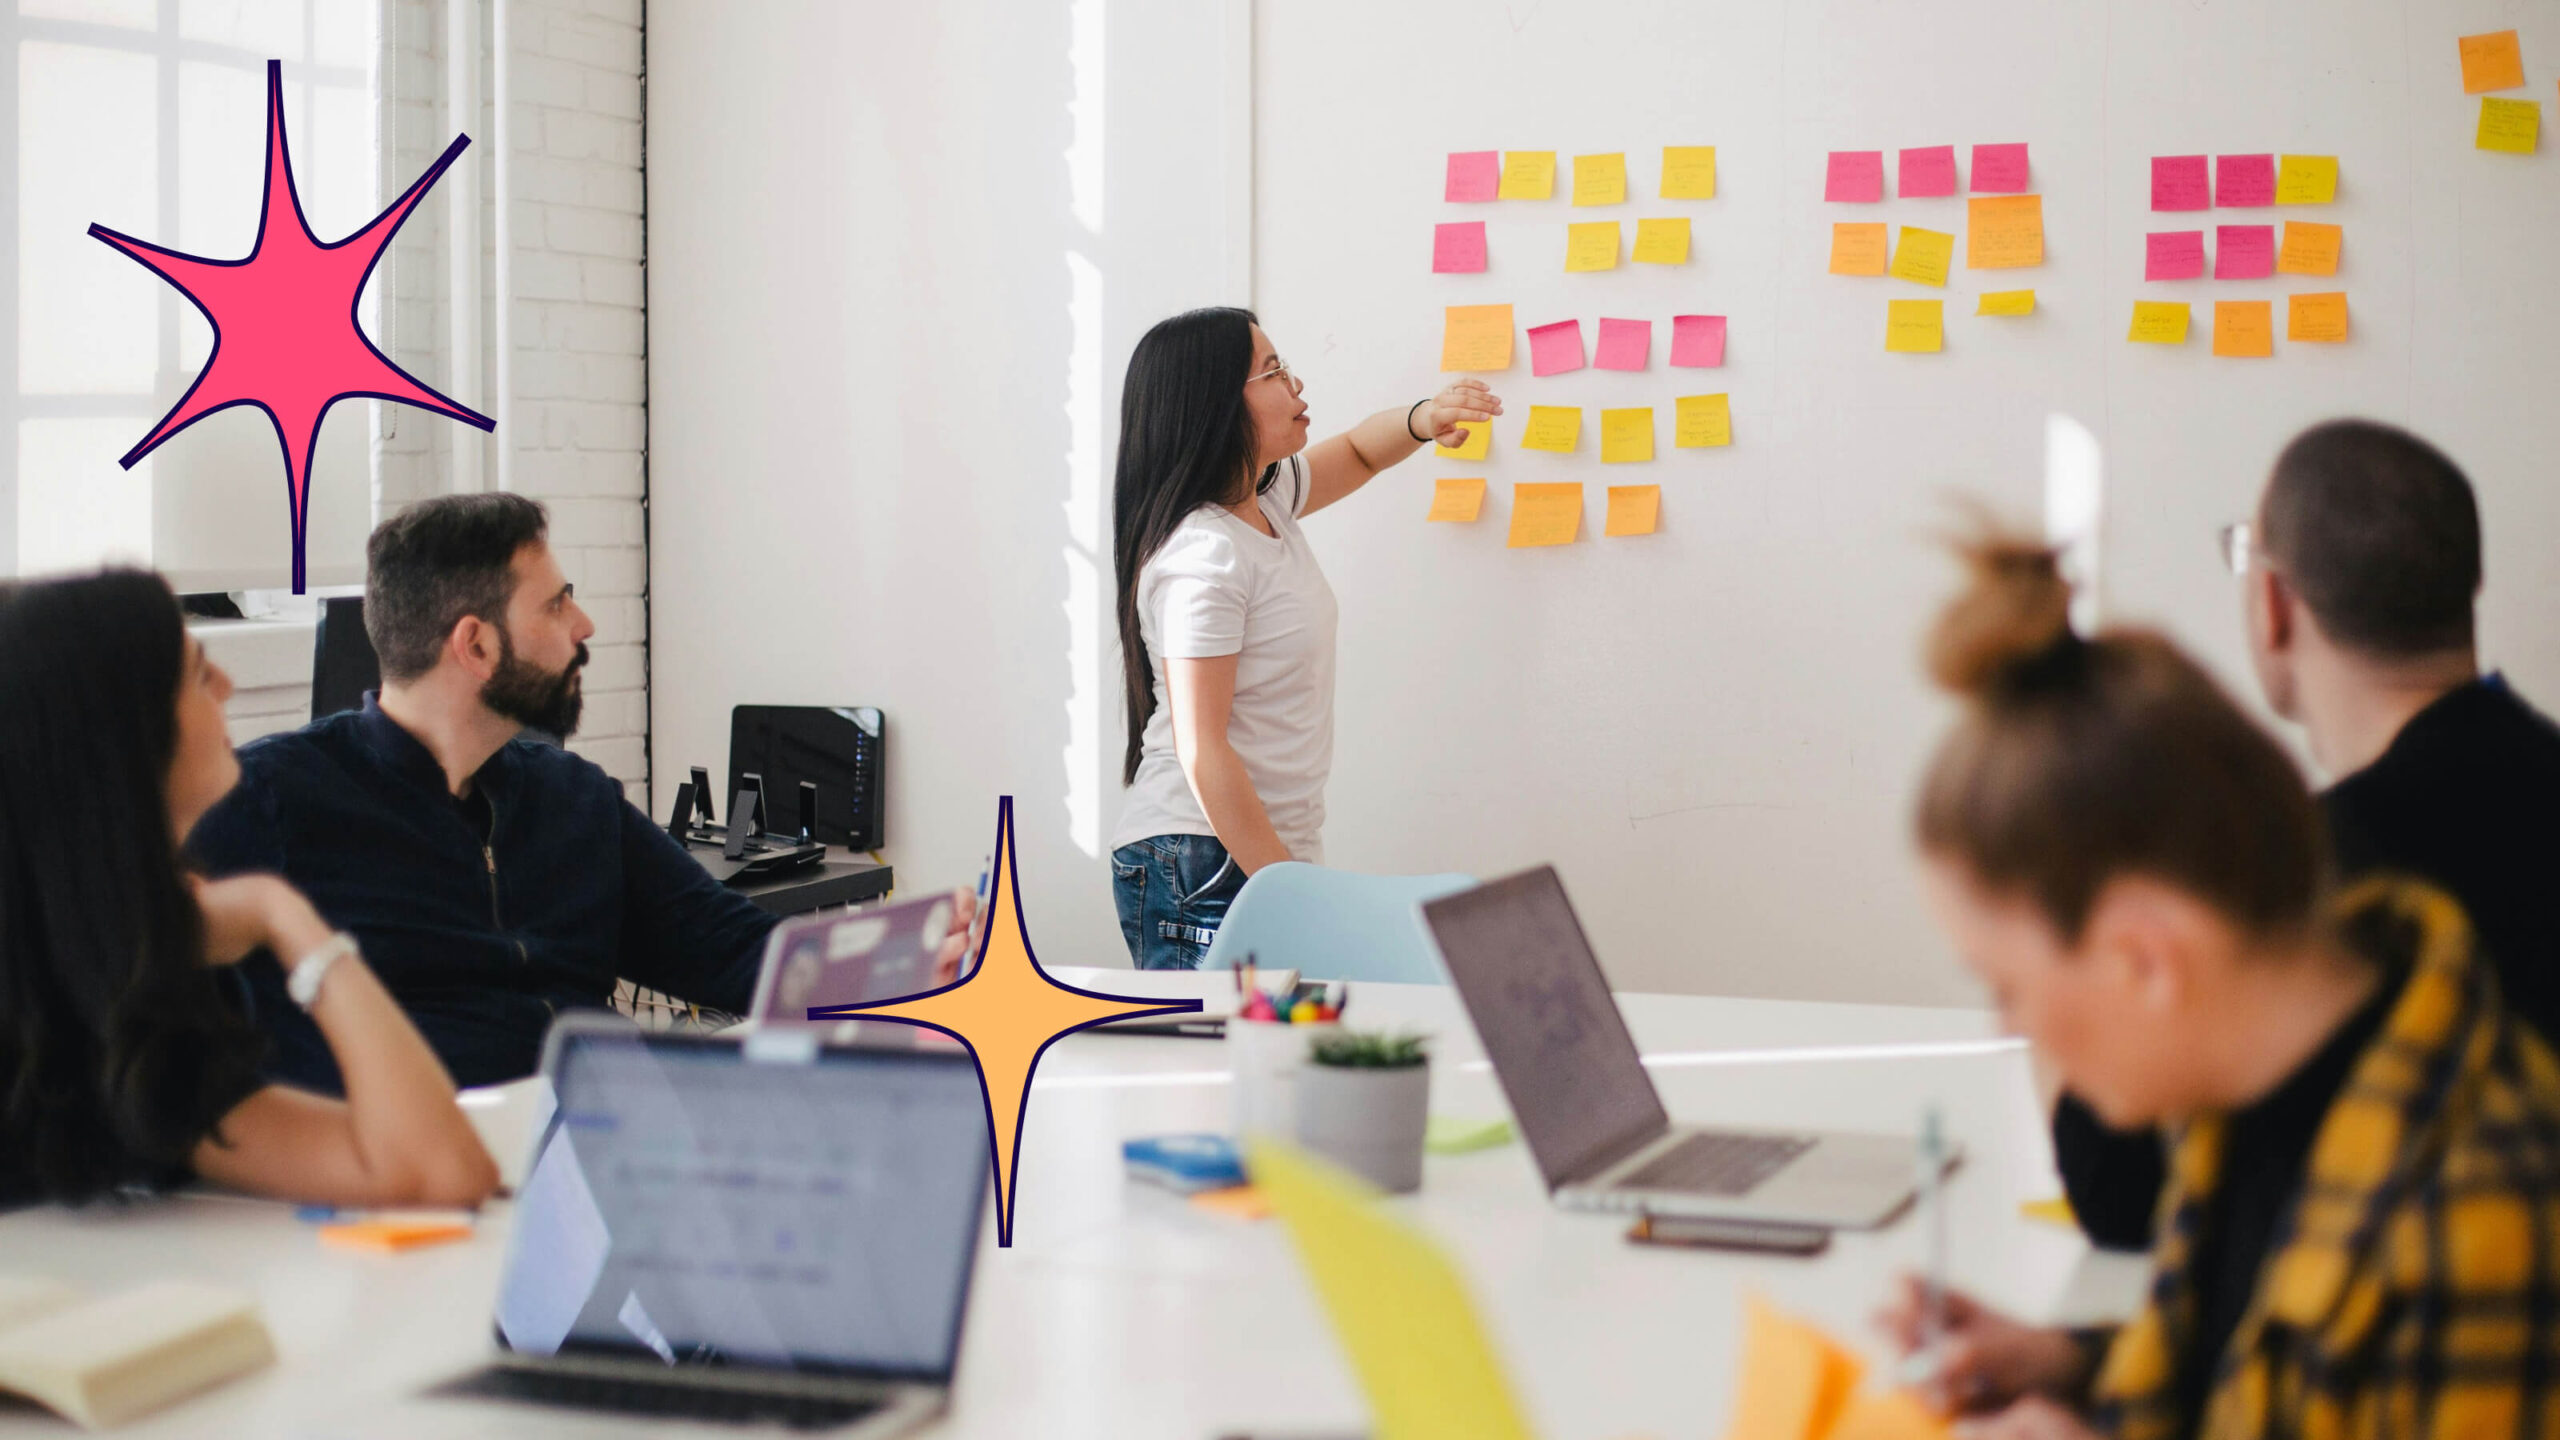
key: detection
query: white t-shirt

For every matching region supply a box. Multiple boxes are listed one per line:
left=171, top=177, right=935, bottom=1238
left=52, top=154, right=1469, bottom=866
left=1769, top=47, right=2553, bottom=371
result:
left=1111, top=454, right=1339, bottom=863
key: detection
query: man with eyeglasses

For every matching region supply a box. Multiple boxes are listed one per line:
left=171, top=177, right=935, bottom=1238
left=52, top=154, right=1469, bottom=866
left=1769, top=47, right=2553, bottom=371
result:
left=2053, top=418, right=2560, bottom=1251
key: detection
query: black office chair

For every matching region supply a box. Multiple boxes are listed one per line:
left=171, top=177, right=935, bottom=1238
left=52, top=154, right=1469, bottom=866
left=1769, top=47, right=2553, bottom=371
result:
left=310, top=596, right=380, bottom=721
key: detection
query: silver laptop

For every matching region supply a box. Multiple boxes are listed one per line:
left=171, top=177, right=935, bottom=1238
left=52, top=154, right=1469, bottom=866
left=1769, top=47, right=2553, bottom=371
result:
left=431, top=1015, right=989, bottom=1434
left=1422, top=866, right=1930, bottom=1229
left=744, top=892, right=954, bottom=1040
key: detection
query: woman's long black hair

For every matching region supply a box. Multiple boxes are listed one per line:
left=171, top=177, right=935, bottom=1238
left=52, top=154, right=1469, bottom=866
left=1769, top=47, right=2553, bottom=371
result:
left=1113, top=306, right=1266, bottom=785
left=0, top=570, right=265, bottom=1203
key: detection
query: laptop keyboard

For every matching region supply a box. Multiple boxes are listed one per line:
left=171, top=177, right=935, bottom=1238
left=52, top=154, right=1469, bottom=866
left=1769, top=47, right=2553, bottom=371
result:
left=436, top=1366, right=886, bottom=1432
left=1619, top=1132, right=1817, bottom=1196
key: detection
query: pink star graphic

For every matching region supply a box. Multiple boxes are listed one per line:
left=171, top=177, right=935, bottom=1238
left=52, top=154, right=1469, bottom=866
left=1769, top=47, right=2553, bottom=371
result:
left=89, top=59, right=493, bottom=593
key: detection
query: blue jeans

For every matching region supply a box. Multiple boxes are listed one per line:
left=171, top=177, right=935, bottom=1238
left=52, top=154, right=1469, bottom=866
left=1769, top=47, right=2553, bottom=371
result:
left=1111, top=833, right=1246, bottom=971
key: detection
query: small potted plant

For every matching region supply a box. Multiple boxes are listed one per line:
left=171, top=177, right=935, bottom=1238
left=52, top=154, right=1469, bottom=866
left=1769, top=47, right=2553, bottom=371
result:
left=1293, top=1031, right=1431, bottom=1193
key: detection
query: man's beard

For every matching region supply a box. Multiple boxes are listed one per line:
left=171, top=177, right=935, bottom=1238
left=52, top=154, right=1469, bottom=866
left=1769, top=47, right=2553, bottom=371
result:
left=481, top=629, right=588, bottom=739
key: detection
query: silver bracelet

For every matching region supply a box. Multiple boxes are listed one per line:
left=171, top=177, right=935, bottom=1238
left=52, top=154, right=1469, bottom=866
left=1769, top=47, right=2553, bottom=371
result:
left=288, top=931, right=359, bottom=1010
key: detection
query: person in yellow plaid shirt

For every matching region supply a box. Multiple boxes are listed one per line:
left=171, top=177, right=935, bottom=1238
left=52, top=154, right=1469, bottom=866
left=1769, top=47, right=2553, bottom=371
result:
left=1876, top=526, right=2560, bottom=1440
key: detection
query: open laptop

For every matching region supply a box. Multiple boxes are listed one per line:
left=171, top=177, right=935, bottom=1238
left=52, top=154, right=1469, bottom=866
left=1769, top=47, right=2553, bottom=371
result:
left=431, top=1016, right=990, bottom=1434
left=1421, top=866, right=1929, bottom=1229
left=744, top=892, right=954, bottom=1040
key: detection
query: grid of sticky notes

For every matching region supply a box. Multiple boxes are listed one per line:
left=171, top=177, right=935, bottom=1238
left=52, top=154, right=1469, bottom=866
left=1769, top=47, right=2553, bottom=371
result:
left=1825, top=142, right=2043, bottom=352
left=1437, top=145, right=1732, bottom=547
left=2133, top=152, right=2347, bottom=354
left=2457, top=31, right=2545, bottom=156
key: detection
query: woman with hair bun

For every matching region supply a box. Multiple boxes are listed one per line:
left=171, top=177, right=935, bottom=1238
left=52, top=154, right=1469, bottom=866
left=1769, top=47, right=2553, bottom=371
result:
left=1871, top=528, right=2560, bottom=1440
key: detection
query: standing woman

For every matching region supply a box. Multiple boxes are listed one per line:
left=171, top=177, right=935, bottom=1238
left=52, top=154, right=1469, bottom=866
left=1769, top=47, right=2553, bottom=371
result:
left=1109, top=308, right=1499, bottom=969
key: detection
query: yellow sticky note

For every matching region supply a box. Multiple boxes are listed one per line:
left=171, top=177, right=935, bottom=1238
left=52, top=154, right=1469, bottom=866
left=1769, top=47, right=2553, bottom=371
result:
left=1249, top=1140, right=1539, bottom=1440
left=1725, top=1296, right=1864, bottom=1440
left=1828, top=1389, right=1957, bottom=1440
left=1565, top=221, right=1621, bottom=272
left=1889, top=226, right=1954, bottom=287
left=2277, top=221, right=2342, bottom=276
left=2128, top=300, right=2191, bottom=344
left=1829, top=222, right=1889, bottom=276
left=1674, top=393, right=1732, bottom=449
left=1426, top=477, right=1487, bottom=523
left=2460, top=30, right=2527, bottom=94
left=1966, top=195, right=2044, bottom=269
left=1497, top=150, right=1554, bottom=200
left=2275, top=154, right=2338, bottom=204
left=1660, top=145, right=1717, bottom=199
left=1440, top=304, right=1515, bottom=372
left=1571, top=152, right=1626, bottom=206
left=1604, top=485, right=1660, bottom=537
left=1600, top=407, right=1654, bottom=463
left=1886, top=299, right=1944, bottom=353
left=1632, top=217, right=1691, bottom=265
left=1436, top=420, right=1492, bottom=461
left=2478, top=97, right=2541, bottom=154
left=2213, top=300, right=2274, bottom=358
left=2288, top=291, right=2350, bottom=343
left=2020, top=1195, right=2078, bottom=1228
left=1976, top=289, right=2036, bottom=316
left=1507, top=483, right=1583, bottom=548
left=1520, top=404, right=1581, bottom=453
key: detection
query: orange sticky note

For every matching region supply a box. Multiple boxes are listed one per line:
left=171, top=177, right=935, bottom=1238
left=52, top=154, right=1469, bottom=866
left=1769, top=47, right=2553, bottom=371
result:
left=1427, top=478, right=1487, bottom=523
left=1436, top=420, right=1492, bottom=461
left=1604, top=485, right=1660, bottom=537
left=2276, top=222, right=2342, bottom=276
left=2213, top=300, right=2274, bottom=357
left=1724, top=1296, right=1864, bottom=1440
left=2128, top=301, right=2191, bottom=344
left=319, top=1219, right=475, bottom=1253
left=2460, top=30, right=2526, bottom=94
left=1190, top=1185, right=1274, bottom=1221
left=1966, top=195, right=2044, bottom=269
left=1507, top=483, right=1582, bottom=548
left=1827, top=1389, right=1956, bottom=1440
left=1675, top=393, right=1732, bottom=448
left=1829, top=222, right=1888, bottom=276
left=2288, top=291, right=2349, bottom=342
left=1440, top=304, right=1515, bottom=371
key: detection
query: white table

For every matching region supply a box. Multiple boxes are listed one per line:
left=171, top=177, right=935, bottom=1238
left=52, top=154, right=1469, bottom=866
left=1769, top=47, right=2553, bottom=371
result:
left=0, top=977, right=2146, bottom=1439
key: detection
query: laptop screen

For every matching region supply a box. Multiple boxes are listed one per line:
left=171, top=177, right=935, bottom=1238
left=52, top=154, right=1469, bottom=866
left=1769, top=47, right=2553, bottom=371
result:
left=1421, top=866, right=1669, bottom=1189
left=493, top=1030, right=989, bottom=1383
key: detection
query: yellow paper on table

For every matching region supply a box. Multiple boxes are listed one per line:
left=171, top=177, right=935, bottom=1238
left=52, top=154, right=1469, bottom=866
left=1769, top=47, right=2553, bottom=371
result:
left=2288, top=291, right=2350, bottom=343
left=2020, top=1195, right=2078, bottom=1228
left=1632, top=217, right=1691, bottom=265
left=2460, top=30, right=2526, bottom=94
left=1600, top=407, right=1655, bottom=463
left=1436, top=420, right=1492, bottom=461
left=1661, top=145, right=1718, bottom=199
left=1572, top=152, right=1627, bottom=206
left=1976, top=289, right=2035, bottom=316
left=1829, top=222, right=1889, bottom=276
left=1675, top=393, right=1732, bottom=449
left=1603, top=485, right=1660, bottom=538
left=1566, top=221, right=1621, bottom=272
left=1827, top=1389, right=1956, bottom=1440
left=2478, top=97, right=2541, bottom=154
left=2277, top=222, right=2342, bottom=276
left=2213, top=300, right=2274, bottom=358
left=1885, top=299, right=1943, bottom=353
left=1520, top=405, right=1582, bottom=453
left=1888, top=227, right=1954, bottom=287
left=1497, top=150, right=1555, bottom=200
left=1248, top=1140, right=1539, bottom=1440
left=1427, top=478, right=1487, bottom=523
left=1966, top=195, right=2044, bottom=269
left=2128, top=301, right=2191, bottom=344
left=1725, top=1296, right=1864, bottom=1440
left=2275, top=154, right=2338, bottom=204
left=1440, top=304, right=1515, bottom=372
left=1507, top=483, right=1583, bottom=548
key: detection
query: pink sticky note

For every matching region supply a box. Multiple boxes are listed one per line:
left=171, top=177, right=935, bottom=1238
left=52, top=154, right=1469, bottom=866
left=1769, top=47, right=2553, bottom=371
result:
left=2151, top=155, right=2210, bottom=211
left=1594, top=317, right=1652, bottom=371
left=2215, top=154, right=2275, bottom=208
left=1527, top=319, right=1586, bottom=377
left=1670, top=314, right=1727, bottom=368
left=1970, top=143, right=2030, bottom=193
left=1432, top=221, right=1487, bottom=274
left=1899, top=145, right=1958, bottom=198
left=1825, top=150, right=1885, bottom=202
left=2145, top=230, right=2207, bottom=281
left=2214, top=224, right=2275, bottom=280
left=1445, top=151, right=1500, bottom=202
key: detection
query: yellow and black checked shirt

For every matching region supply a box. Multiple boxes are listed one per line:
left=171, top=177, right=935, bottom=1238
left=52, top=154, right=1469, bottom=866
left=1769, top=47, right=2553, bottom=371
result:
left=2085, top=879, right=2560, bottom=1440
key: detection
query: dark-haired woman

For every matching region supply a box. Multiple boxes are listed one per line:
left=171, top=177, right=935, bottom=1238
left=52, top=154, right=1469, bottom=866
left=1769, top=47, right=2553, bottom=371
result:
left=0, top=571, right=498, bottom=1209
left=1869, top=533, right=2560, bottom=1440
left=1107, top=308, right=1500, bottom=970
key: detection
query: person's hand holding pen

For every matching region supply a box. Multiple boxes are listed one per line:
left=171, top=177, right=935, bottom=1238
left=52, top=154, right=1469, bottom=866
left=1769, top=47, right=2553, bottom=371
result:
left=1871, top=1275, right=2092, bottom=1419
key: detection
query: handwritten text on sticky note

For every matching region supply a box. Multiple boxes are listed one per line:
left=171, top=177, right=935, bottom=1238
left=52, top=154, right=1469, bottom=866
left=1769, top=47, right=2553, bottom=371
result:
left=1433, top=222, right=1487, bottom=274
left=1966, top=196, right=2043, bottom=269
left=1899, top=145, right=1958, bottom=198
left=1605, top=485, right=1660, bottom=538
left=2478, top=98, right=2540, bottom=154
left=1527, top=319, right=1586, bottom=377
left=1661, top=146, right=1717, bottom=199
left=1595, top=317, right=1652, bottom=371
left=2460, top=30, right=2527, bottom=94
left=2145, top=230, right=2206, bottom=281
left=1601, top=407, right=1655, bottom=463
left=1521, top=405, right=1582, bottom=453
left=2215, top=225, right=2274, bottom=280
left=1445, top=151, right=1500, bottom=203
left=1498, top=151, right=1555, bottom=200
left=2287, top=291, right=2349, bottom=342
left=1830, top=222, right=1889, bottom=276
left=2152, top=155, right=2210, bottom=211
left=1670, top=314, right=1727, bottom=367
left=1890, top=227, right=1954, bottom=287
left=2216, top=153, right=2275, bottom=207
left=1572, top=152, right=1627, bottom=206
left=1427, top=477, right=1486, bottom=523
left=1441, top=304, right=1515, bottom=372
left=2275, top=155, right=2338, bottom=204
left=1565, top=222, right=1621, bottom=272
left=1886, top=299, right=1944, bottom=353
left=2277, top=222, right=2341, bottom=276
left=1632, top=217, right=1691, bottom=265
left=1676, top=393, right=1732, bottom=448
left=2128, top=301, right=2191, bottom=344
left=1977, top=290, right=2035, bottom=316
left=1826, top=150, right=1885, bottom=203
left=1507, top=483, right=1582, bottom=547
left=2213, top=300, right=2273, bottom=358
left=1970, top=142, right=2030, bottom=193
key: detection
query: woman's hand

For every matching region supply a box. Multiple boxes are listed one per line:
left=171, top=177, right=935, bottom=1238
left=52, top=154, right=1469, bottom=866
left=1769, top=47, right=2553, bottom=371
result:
left=193, top=873, right=331, bottom=967
left=1873, top=1275, right=2091, bottom=1415
left=1419, top=378, right=1503, bottom=448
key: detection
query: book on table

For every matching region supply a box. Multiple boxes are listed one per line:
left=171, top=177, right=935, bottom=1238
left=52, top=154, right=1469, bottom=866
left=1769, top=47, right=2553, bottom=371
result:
left=0, top=1274, right=275, bottom=1430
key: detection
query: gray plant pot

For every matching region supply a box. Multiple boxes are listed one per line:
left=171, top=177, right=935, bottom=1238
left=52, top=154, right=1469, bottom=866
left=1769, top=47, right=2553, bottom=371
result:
left=1293, top=1061, right=1431, bottom=1193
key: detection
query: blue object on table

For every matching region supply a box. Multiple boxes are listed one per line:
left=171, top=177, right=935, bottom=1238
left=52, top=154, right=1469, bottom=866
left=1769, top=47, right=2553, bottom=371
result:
left=1199, top=863, right=1478, bottom=985
left=1123, top=1134, right=1249, bottom=1194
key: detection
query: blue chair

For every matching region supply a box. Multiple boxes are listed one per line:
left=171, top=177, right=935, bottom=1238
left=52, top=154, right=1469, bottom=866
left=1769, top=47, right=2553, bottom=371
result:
left=1200, top=863, right=1478, bottom=985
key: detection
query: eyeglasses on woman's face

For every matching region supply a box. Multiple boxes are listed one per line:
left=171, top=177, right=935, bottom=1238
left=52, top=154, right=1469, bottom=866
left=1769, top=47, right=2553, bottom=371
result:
left=1248, top=357, right=1302, bottom=392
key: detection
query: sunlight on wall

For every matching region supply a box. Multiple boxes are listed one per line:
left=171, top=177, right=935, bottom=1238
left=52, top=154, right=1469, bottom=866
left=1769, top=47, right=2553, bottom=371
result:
left=1060, top=0, right=1108, bottom=857
left=2044, top=413, right=2104, bottom=633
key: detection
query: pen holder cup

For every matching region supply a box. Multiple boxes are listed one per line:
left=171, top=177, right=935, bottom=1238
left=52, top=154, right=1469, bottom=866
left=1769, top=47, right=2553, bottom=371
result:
left=1228, top=1018, right=1340, bottom=1142
left=1294, top=1058, right=1432, bottom=1194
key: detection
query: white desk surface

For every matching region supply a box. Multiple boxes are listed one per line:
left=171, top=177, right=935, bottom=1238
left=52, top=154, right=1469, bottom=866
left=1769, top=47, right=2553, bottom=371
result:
left=0, top=974, right=2147, bottom=1440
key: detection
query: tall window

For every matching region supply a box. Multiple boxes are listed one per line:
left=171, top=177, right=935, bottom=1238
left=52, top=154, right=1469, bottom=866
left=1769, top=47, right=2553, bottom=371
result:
left=6, top=0, right=379, bottom=588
